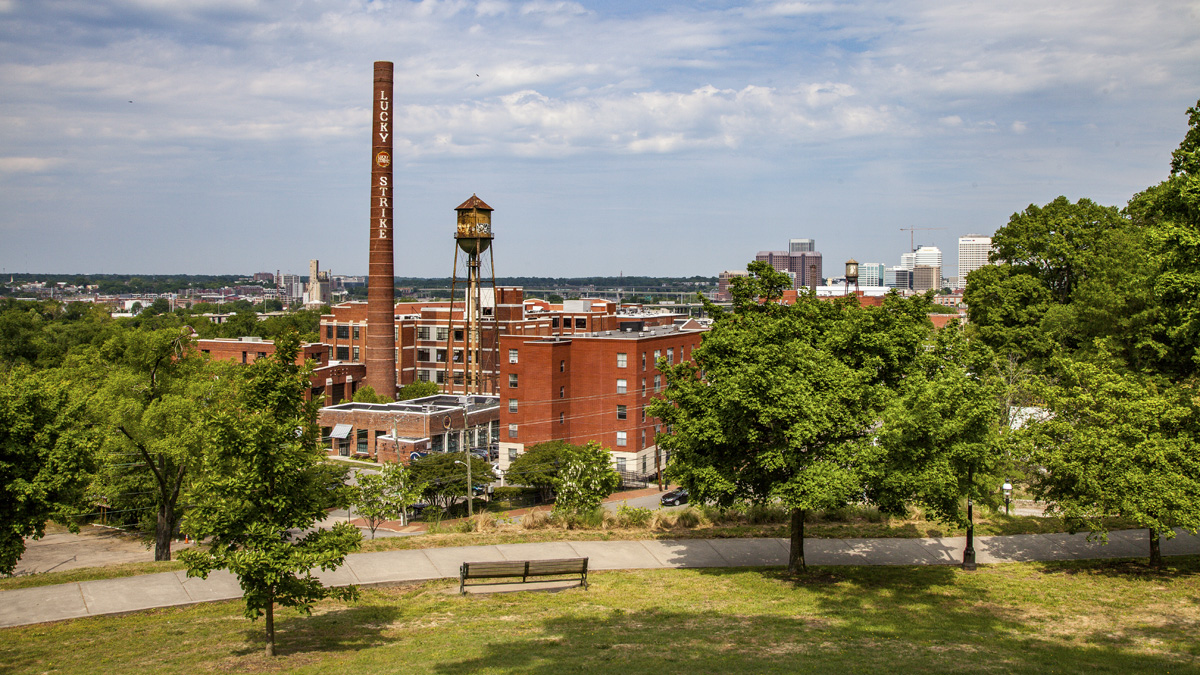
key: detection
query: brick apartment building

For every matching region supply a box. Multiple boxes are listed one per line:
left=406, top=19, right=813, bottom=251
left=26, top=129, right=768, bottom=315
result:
left=196, top=336, right=366, bottom=405
left=496, top=319, right=708, bottom=481
left=317, top=394, right=499, bottom=463
left=320, top=288, right=687, bottom=397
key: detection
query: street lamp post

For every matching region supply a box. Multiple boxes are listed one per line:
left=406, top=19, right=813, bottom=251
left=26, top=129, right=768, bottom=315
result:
left=454, top=458, right=473, bottom=517
left=1002, top=480, right=1013, bottom=516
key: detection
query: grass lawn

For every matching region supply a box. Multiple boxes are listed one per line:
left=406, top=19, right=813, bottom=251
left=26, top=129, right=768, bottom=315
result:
left=3, top=558, right=1199, bottom=675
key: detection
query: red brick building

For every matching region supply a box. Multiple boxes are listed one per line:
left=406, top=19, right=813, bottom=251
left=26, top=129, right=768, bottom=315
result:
left=196, top=337, right=366, bottom=406
left=496, top=319, right=708, bottom=480
left=320, top=289, right=687, bottom=397
left=317, top=395, right=499, bottom=463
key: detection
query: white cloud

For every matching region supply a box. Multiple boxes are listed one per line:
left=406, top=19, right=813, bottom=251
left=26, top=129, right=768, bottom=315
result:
left=0, top=157, right=62, bottom=173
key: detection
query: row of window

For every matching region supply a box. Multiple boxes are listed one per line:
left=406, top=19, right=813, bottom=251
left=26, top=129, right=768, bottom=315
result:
left=505, top=424, right=657, bottom=449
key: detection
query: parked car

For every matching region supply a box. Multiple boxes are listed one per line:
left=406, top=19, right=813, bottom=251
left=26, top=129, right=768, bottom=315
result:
left=660, top=488, right=688, bottom=506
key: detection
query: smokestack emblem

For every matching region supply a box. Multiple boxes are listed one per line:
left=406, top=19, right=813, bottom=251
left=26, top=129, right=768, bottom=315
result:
left=376, top=151, right=391, bottom=168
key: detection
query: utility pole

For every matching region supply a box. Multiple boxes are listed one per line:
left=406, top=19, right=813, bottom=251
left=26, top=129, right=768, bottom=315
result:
left=454, top=457, right=473, bottom=517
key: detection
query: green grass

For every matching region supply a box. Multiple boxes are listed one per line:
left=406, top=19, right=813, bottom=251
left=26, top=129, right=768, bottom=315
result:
left=0, top=560, right=187, bottom=592
left=3, top=558, right=1199, bottom=674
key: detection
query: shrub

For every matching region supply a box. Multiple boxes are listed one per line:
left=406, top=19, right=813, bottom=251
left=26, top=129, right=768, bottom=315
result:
left=652, top=509, right=678, bottom=529
left=520, top=510, right=551, bottom=530
left=615, top=503, right=654, bottom=528
left=674, top=506, right=707, bottom=528
left=746, top=504, right=788, bottom=525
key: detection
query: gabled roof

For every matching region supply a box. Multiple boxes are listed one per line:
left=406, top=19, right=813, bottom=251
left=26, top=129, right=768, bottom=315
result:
left=455, top=194, right=493, bottom=211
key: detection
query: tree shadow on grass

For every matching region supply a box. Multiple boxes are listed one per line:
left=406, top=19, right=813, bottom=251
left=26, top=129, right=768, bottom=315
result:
left=228, top=601, right=404, bottom=658
left=433, top=566, right=1198, bottom=675
left=1031, top=555, right=1200, bottom=583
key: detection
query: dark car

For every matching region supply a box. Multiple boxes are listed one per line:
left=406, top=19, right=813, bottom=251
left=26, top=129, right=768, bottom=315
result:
left=660, top=488, right=688, bottom=506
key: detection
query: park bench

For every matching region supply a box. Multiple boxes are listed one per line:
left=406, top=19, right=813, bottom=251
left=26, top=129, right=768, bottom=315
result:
left=459, top=557, right=589, bottom=594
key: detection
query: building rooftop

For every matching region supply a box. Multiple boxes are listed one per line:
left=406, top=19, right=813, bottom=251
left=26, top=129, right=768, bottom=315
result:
left=323, top=394, right=499, bottom=415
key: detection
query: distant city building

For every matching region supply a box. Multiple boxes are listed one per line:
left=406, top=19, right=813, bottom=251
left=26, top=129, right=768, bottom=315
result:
left=885, top=267, right=912, bottom=290
left=957, top=235, right=993, bottom=289
left=912, top=265, right=941, bottom=293
left=789, top=238, right=815, bottom=253
left=716, top=270, right=749, bottom=301
left=277, top=272, right=304, bottom=303
left=858, top=263, right=886, bottom=287
left=306, top=259, right=332, bottom=306
left=253, top=272, right=275, bottom=284
left=755, top=246, right=823, bottom=290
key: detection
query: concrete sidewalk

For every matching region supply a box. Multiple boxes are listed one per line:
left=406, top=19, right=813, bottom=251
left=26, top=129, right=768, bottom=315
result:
left=2, top=528, right=1197, bottom=629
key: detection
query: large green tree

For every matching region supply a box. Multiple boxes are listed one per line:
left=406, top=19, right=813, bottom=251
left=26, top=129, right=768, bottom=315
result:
left=0, top=367, right=99, bottom=575
left=872, top=324, right=1004, bottom=568
left=352, top=462, right=425, bottom=538
left=180, top=332, right=361, bottom=657
left=506, top=440, right=589, bottom=503
left=551, top=441, right=620, bottom=513
left=407, top=452, right=495, bottom=513
left=81, top=327, right=224, bottom=560
left=651, top=262, right=933, bottom=573
left=1026, top=358, right=1200, bottom=566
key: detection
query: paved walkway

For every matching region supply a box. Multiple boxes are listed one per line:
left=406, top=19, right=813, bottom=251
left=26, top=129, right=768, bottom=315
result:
left=2, top=528, right=1197, bottom=629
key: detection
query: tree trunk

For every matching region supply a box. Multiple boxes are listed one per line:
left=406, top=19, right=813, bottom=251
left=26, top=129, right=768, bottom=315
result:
left=788, top=508, right=806, bottom=574
left=154, top=502, right=173, bottom=561
left=1149, top=528, right=1162, bottom=568
left=265, top=596, right=276, bottom=657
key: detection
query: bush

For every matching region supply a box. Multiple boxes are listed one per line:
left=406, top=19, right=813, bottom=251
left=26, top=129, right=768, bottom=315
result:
left=520, top=510, right=551, bottom=530
left=615, top=503, right=654, bottom=528
left=674, top=506, right=707, bottom=528
left=652, top=510, right=678, bottom=529
left=549, top=507, right=604, bottom=530
left=492, top=486, right=540, bottom=506
left=745, top=504, right=789, bottom=525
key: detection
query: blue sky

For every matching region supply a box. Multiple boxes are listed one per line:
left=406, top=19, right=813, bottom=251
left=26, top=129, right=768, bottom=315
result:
left=1, top=0, right=1198, bottom=279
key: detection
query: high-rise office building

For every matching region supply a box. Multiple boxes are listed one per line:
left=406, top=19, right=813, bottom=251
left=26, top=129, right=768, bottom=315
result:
left=957, top=235, right=993, bottom=288
left=789, top=238, right=815, bottom=253
left=858, top=263, right=886, bottom=287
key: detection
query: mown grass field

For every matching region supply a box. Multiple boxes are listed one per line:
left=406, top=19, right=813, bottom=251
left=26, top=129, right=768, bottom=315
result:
left=4, top=558, right=1198, bottom=675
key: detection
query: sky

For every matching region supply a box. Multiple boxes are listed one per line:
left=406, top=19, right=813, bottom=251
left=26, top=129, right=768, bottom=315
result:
left=1, top=0, right=1198, bottom=279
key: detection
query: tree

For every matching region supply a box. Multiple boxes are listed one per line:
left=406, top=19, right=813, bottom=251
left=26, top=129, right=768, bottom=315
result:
left=408, top=452, right=495, bottom=513
left=82, top=327, right=223, bottom=560
left=552, top=441, right=620, bottom=513
left=1025, top=358, right=1200, bottom=567
left=180, top=331, right=362, bottom=657
left=396, top=381, right=439, bottom=401
left=351, top=385, right=393, bottom=404
left=352, top=463, right=425, bottom=538
left=651, top=261, right=933, bottom=573
left=872, top=324, right=1003, bottom=568
left=505, top=440, right=583, bottom=502
left=0, top=367, right=98, bottom=575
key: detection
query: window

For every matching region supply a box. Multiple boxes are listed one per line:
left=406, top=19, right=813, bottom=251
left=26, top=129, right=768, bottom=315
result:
left=617, top=379, right=627, bottom=394
left=336, top=346, right=350, bottom=361
left=616, top=456, right=627, bottom=471
left=432, top=435, right=443, bottom=452
left=667, top=348, right=673, bottom=365
left=436, top=327, right=449, bottom=341
left=642, top=407, right=646, bottom=422
left=559, top=412, right=565, bottom=424
left=642, top=378, right=647, bottom=396
left=642, top=352, right=646, bottom=370
left=509, top=448, right=518, bottom=462
left=508, top=399, right=518, bottom=413
left=654, top=349, right=661, bottom=364
left=509, top=348, right=519, bottom=364
left=325, top=325, right=333, bottom=340
left=453, top=349, right=463, bottom=363
left=352, top=325, right=360, bottom=339
left=560, top=360, right=565, bottom=372
left=575, top=317, right=586, bottom=329
left=641, top=430, right=646, bottom=449
left=417, top=348, right=431, bottom=362
left=436, top=370, right=446, bottom=384
left=559, top=386, right=565, bottom=399
left=616, top=431, right=627, bottom=447
left=508, top=424, right=518, bottom=439
left=654, top=374, right=661, bottom=392
left=356, top=429, right=368, bottom=454
left=352, top=346, right=359, bottom=361
left=418, top=370, right=430, bottom=382
left=617, top=352, right=627, bottom=368
left=552, top=317, right=560, bottom=329
left=336, top=325, right=350, bottom=339
left=617, top=405, right=627, bottom=420
left=417, top=326, right=431, bottom=340
left=436, top=349, right=447, bottom=363
left=509, top=373, right=519, bottom=388
left=454, top=329, right=464, bottom=341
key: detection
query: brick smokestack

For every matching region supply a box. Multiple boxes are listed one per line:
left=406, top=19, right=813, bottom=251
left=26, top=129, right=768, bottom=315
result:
left=366, top=61, right=397, bottom=397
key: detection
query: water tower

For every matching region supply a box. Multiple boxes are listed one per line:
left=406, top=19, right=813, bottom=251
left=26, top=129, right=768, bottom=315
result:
left=444, top=195, right=498, bottom=395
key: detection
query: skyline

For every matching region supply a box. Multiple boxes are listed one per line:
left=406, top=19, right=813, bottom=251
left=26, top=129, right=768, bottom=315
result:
left=2, top=1, right=1198, bottom=278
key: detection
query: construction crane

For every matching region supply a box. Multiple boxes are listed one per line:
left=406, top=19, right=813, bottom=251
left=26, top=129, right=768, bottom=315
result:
left=899, top=226, right=947, bottom=252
